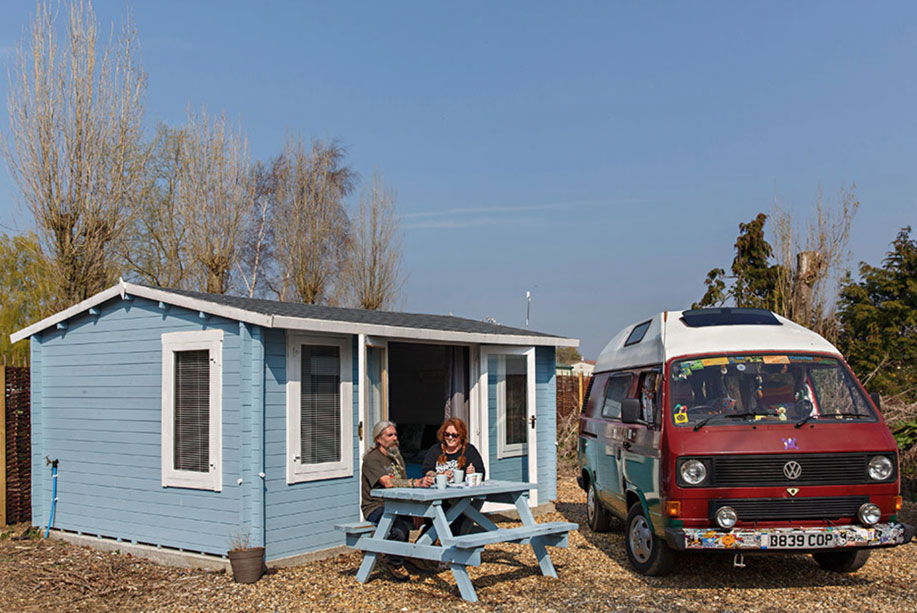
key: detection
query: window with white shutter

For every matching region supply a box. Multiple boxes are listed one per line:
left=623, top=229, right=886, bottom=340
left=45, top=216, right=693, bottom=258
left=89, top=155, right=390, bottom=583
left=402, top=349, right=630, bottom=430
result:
left=287, top=334, right=353, bottom=483
left=161, top=330, right=222, bottom=491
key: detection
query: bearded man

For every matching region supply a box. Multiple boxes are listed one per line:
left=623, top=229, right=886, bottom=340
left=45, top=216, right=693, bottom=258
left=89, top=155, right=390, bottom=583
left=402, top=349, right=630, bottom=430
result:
left=361, top=420, right=433, bottom=580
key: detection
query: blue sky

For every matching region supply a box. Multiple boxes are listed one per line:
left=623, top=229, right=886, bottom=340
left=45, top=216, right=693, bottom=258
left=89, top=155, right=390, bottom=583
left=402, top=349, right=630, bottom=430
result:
left=1, top=2, right=915, bottom=357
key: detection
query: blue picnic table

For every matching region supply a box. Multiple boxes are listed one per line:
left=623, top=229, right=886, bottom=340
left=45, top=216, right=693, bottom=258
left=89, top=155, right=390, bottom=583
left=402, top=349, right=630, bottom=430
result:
left=336, top=480, right=578, bottom=602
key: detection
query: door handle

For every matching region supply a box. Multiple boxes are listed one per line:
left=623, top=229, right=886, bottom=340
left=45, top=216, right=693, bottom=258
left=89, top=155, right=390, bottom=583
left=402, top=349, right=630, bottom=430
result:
left=529, top=415, right=536, bottom=429
left=358, top=421, right=363, bottom=441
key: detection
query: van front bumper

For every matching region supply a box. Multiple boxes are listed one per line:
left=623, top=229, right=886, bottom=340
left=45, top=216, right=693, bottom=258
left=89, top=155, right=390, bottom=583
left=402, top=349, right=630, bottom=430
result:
left=665, top=521, right=913, bottom=551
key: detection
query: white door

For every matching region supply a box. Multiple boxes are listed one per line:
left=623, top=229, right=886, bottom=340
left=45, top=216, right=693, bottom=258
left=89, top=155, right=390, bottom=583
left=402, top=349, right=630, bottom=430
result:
left=478, top=346, right=538, bottom=506
left=358, top=335, right=389, bottom=459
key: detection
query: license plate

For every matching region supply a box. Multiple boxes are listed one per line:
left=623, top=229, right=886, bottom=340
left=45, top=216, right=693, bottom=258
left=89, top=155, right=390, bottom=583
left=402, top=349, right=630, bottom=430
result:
left=763, top=531, right=835, bottom=549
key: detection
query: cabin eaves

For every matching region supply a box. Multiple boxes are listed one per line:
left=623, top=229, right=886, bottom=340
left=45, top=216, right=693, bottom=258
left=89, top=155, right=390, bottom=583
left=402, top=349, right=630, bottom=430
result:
left=12, top=280, right=579, bottom=347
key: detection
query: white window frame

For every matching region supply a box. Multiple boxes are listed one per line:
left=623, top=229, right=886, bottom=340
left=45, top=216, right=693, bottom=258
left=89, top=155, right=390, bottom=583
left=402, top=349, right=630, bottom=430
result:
left=491, top=348, right=536, bottom=460
left=161, top=329, right=223, bottom=491
left=286, top=334, right=353, bottom=484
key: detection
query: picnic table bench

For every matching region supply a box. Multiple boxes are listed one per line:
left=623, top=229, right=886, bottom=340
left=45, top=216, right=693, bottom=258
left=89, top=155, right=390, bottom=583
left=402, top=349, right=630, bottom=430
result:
left=336, top=480, right=578, bottom=602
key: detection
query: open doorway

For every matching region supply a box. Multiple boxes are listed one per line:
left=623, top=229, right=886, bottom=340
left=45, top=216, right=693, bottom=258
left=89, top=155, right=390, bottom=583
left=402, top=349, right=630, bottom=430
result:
left=387, top=342, right=469, bottom=477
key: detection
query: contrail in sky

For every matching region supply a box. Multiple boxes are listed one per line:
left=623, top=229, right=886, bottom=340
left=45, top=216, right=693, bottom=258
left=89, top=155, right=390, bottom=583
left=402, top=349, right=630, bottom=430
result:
left=402, top=198, right=637, bottom=229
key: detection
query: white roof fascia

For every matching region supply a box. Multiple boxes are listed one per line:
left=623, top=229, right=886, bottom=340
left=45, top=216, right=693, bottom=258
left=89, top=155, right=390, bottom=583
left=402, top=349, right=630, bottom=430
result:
left=10, top=285, right=122, bottom=344
left=123, top=283, right=275, bottom=329
left=11, top=282, right=578, bottom=348
left=272, top=315, right=579, bottom=348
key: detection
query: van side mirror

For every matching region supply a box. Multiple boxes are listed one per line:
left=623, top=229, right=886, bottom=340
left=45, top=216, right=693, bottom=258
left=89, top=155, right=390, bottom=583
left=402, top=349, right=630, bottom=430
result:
left=621, top=398, right=642, bottom=424
left=870, top=392, right=881, bottom=411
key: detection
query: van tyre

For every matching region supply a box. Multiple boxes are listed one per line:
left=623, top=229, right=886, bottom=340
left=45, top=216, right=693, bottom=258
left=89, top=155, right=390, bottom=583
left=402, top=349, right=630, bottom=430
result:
left=625, top=502, right=674, bottom=576
left=586, top=481, right=611, bottom=532
left=812, top=549, right=871, bottom=573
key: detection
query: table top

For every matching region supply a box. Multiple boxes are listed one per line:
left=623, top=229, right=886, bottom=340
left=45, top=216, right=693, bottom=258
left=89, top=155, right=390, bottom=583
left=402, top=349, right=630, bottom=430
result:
left=370, top=479, right=536, bottom=502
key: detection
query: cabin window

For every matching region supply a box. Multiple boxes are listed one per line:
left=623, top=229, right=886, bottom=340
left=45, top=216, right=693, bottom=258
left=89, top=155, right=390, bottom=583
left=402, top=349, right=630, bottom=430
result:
left=286, top=335, right=353, bottom=483
left=161, top=330, right=223, bottom=491
left=495, top=354, right=528, bottom=458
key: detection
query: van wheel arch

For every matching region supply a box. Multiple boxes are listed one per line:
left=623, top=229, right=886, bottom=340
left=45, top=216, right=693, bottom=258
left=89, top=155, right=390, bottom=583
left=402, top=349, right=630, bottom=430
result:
left=586, top=477, right=611, bottom=532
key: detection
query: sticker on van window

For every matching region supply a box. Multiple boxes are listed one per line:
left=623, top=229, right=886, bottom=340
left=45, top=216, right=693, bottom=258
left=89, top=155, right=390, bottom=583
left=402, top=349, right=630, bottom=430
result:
left=674, top=405, right=689, bottom=424
left=763, top=355, right=790, bottom=364
left=702, top=357, right=729, bottom=366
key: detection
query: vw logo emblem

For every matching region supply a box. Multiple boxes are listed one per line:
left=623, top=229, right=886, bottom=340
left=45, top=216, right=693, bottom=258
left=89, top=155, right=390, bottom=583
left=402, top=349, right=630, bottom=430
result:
left=783, top=460, right=802, bottom=480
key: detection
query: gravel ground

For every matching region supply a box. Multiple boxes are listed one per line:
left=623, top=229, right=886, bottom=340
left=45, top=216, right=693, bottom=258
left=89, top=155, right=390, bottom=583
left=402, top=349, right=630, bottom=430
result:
left=2, top=471, right=916, bottom=612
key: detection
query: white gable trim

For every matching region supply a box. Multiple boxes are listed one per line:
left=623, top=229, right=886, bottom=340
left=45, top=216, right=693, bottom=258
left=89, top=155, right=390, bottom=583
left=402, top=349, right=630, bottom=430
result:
left=11, top=281, right=579, bottom=348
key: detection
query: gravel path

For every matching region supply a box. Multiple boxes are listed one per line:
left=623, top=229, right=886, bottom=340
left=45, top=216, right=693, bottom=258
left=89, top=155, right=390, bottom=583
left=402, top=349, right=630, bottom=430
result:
left=2, top=472, right=915, bottom=612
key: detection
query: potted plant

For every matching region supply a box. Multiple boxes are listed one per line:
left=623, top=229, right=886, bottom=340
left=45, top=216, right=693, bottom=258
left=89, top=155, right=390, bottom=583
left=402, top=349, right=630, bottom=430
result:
left=227, top=531, right=265, bottom=584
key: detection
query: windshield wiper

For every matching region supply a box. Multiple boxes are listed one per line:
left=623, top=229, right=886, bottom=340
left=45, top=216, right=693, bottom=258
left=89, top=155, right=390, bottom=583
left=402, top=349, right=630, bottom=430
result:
left=796, top=412, right=867, bottom=428
left=693, top=411, right=775, bottom=432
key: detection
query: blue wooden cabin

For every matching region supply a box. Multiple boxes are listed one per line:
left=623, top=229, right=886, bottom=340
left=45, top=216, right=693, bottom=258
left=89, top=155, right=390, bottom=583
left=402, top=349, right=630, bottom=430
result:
left=12, top=282, right=577, bottom=565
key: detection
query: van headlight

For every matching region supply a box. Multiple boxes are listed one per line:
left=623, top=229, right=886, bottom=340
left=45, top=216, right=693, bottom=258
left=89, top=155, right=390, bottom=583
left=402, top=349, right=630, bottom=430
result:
left=680, top=459, right=708, bottom=486
left=858, top=503, right=881, bottom=526
left=715, top=506, right=738, bottom=529
left=868, top=455, right=893, bottom=481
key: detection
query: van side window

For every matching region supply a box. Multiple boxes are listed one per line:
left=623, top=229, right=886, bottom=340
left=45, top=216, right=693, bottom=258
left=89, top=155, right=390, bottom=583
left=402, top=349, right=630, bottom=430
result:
left=584, top=374, right=608, bottom=418
left=602, top=375, right=632, bottom=419
left=638, top=370, right=661, bottom=425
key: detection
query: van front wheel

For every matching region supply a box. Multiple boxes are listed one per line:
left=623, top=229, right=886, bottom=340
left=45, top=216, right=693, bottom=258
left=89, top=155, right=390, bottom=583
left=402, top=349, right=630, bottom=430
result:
left=625, top=502, right=674, bottom=576
left=586, top=481, right=611, bottom=532
left=812, top=549, right=871, bottom=572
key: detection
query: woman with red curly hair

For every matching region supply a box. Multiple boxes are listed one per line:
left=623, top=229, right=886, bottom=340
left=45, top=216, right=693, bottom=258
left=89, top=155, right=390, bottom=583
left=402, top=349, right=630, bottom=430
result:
left=421, top=417, right=485, bottom=481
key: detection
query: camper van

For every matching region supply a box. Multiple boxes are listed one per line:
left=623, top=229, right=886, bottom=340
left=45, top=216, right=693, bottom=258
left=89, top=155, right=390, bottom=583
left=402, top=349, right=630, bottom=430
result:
left=578, top=307, right=913, bottom=576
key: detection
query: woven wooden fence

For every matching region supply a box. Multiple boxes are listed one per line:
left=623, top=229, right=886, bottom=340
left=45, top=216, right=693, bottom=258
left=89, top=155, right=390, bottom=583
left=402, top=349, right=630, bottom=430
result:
left=2, top=366, right=31, bottom=525
left=556, top=373, right=591, bottom=417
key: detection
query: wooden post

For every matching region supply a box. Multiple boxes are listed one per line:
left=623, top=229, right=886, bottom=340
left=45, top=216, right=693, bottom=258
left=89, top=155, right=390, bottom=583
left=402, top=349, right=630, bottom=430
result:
left=1, top=366, right=6, bottom=526
left=577, top=372, right=584, bottom=409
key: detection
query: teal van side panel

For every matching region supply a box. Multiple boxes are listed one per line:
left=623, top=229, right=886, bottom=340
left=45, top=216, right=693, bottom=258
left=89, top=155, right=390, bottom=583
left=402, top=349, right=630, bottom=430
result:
left=31, top=296, right=244, bottom=554
left=262, top=332, right=360, bottom=561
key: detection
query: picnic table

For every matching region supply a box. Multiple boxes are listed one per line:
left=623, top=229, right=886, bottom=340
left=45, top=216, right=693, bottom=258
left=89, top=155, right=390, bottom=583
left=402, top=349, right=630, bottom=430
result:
left=336, top=480, right=578, bottom=602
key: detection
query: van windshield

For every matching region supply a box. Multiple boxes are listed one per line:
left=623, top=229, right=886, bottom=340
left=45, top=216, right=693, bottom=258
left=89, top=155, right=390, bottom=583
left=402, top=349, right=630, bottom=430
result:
left=668, top=354, right=876, bottom=428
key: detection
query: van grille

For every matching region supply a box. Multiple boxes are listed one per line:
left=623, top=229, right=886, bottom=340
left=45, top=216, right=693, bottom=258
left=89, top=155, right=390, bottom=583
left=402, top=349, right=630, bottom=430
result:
left=710, top=496, right=867, bottom=521
left=709, top=453, right=895, bottom=487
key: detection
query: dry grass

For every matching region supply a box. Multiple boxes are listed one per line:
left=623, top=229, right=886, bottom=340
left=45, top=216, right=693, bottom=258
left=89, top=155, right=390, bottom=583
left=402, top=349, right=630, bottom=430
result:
left=2, top=474, right=915, bottom=612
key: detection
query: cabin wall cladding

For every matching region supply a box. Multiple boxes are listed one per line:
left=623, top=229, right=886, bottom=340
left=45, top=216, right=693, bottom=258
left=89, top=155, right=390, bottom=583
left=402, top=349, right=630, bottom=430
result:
left=4, top=366, right=31, bottom=525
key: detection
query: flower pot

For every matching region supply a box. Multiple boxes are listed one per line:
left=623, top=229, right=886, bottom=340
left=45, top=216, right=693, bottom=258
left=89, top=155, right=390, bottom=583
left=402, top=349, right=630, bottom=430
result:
left=228, top=547, right=265, bottom=584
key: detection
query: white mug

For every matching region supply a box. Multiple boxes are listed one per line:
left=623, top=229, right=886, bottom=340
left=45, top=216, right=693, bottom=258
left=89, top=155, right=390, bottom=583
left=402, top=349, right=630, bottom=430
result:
left=452, top=469, right=465, bottom=484
left=435, top=473, right=448, bottom=489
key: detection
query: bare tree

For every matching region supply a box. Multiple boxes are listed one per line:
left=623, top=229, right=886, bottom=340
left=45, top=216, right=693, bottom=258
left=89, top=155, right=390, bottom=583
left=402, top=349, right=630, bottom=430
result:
left=347, top=172, right=404, bottom=310
left=270, top=136, right=354, bottom=304
left=3, top=0, right=147, bottom=306
left=771, top=184, right=859, bottom=341
left=177, top=109, right=254, bottom=294
left=122, top=123, right=188, bottom=289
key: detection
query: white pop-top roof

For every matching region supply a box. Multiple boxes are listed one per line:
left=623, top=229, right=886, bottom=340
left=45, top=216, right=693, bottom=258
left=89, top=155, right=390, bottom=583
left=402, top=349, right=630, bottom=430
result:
left=594, top=309, right=841, bottom=373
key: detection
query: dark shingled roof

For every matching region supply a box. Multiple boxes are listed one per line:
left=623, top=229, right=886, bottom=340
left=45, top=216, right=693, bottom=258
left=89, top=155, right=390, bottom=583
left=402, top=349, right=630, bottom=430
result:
left=156, top=286, right=565, bottom=339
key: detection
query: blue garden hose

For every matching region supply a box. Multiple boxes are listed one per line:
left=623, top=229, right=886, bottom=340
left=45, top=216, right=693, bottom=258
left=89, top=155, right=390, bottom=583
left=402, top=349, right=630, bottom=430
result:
left=44, top=458, right=58, bottom=538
